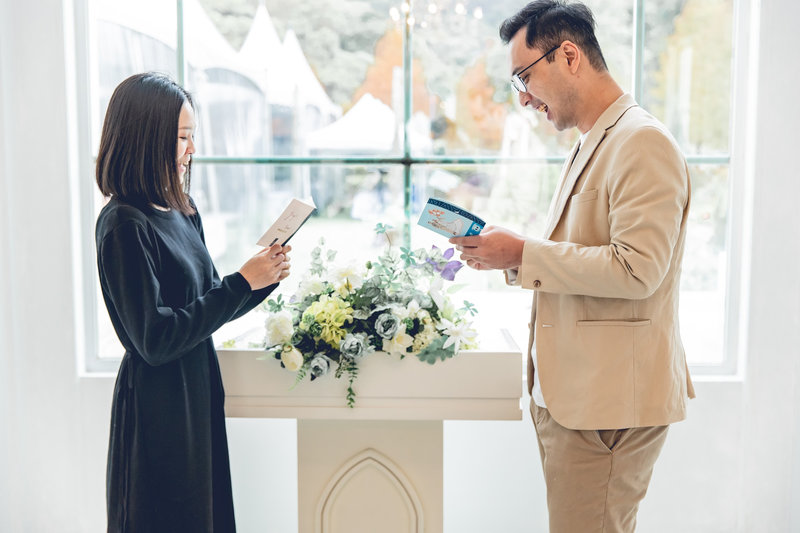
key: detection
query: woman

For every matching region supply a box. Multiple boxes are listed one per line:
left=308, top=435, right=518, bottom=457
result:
left=95, top=72, right=289, bottom=532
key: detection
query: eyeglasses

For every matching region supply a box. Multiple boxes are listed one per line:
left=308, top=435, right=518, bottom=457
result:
left=511, top=44, right=560, bottom=94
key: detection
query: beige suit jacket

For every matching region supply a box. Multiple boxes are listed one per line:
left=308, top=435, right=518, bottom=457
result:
left=508, top=93, right=695, bottom=430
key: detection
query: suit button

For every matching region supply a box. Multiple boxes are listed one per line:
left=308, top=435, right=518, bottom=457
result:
left=533, top=280, right=542, bottom=288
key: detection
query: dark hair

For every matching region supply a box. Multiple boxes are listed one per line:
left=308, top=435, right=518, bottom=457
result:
left=96, top=72, right=195, bottom=215
left=499, top=0, right=608, bottom=72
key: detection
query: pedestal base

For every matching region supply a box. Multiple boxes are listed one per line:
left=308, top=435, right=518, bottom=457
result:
left=298, top=420, right=442, bottom=533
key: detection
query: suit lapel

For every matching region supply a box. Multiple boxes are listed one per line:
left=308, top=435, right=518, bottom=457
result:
left=544, top=137, right=596, bottom=239
left=543, top=94, right=639, bottom=239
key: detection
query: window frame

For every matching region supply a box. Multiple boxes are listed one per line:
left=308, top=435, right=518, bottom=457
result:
left=72, top=0, right=745, bottom=376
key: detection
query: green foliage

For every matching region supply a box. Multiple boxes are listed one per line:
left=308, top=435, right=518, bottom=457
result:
left=309, top=239, right=327, bottom=276
left=415, top=336, right=456, bottom=365
left=290, top=365, right=308, bottom=390
left=266, top=294, right=285, bottom=312
left=461, top=300, right=478, bottom=317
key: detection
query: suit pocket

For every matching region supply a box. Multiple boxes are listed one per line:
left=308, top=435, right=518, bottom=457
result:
left=570, top=188, right=598, bottom=204
left=573, top=320, right=652, bottom=404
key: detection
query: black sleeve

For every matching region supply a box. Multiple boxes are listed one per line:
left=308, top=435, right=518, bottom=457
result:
left=229, top=282, right=277, bottom=321
left=98, top=220, right=254, bottom=366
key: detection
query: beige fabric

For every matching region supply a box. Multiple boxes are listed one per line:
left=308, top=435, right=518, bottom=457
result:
left=508, top=93, right=695, bottom=430
left=531, top=401, right=668, bottom=533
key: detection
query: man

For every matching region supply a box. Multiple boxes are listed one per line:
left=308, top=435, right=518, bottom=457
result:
left=450, top=1, right=695, bottom=531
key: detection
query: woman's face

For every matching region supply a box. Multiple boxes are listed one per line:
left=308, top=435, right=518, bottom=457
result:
left=176, top=102, right=196, bottom=183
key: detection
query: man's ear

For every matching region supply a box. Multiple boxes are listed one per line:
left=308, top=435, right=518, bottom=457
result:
left=561, top=40, right=581, bottom=73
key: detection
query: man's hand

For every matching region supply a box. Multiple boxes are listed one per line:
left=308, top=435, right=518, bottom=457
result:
left=449, top=225, right=525, bottom=270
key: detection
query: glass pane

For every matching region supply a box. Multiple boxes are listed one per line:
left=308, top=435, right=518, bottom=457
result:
left=188, top=0, right=400, bottom=157
left=189, top=163, right=407, bottom=346
left=583, top=0, right=634, bottom=95
left=411, top=163, right=561, bottom=350
left=680, top=164, right=729, bottom=365
left=411, top=0, right=632, bottom=157
left=411, top=162, right=728, bottom=365
left=642, top=0, right=733, bottom=155
left=88, top=0, right=178, bottom=152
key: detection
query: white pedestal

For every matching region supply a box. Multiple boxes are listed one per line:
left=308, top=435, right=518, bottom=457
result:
left=219, top=329, right=521, bottom=532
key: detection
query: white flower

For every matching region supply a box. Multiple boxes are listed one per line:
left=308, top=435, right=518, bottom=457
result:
left=375, top=312, right=400, bottom=339
left=340, top=332, right=372, bottom=361
left=428, top=277, right=444, bottom=310
left=309, top=354, right=332, bottom=378
left=297, top=275, right=326, bottom=300
left=439, top=319, right=477, bottom=353
left=382, top=324, right=414, bottom=356
left=395, top=299, right=421, bottom=321
left=332, top=263, right=364, bottom=290
left=280, top=346, right=304, bottom=372
left=264, top=310, right=294, bottom=346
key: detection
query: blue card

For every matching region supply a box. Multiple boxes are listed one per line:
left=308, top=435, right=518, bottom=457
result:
left=417, top=198, right=486, bottom=238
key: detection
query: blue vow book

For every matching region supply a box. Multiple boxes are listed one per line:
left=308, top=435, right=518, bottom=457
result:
left=417, top=198, right=486, bottom=238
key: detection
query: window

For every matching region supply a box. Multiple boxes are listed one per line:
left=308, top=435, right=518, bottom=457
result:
left=77, top=0, right=737, bottom=374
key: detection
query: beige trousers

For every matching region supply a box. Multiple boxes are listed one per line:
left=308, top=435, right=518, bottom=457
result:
left=531, top=401, right=668, bottom=533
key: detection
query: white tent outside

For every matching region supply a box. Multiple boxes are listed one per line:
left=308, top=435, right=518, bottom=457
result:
left=237, top=3, right=290, bottom=105
left=282, top=29, right=339, bottom=118
left=306, top=93, right=397, bottom=152
left=307, top=93, right=432, bottom=154
left=237, top=5, right=338, bottom=117
left=93, top=0, right=248, bottom=72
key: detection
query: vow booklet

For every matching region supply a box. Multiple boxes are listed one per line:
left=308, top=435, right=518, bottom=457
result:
left=417, top=197, right=485, bottom=238
left=257, top=198, right=316, bottom=247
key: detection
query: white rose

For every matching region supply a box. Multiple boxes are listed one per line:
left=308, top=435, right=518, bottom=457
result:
left=264, top=310, right=294, bottom=346
left=333, top=264, right=364, bottom=290
left=297, top=276, right=326, bottom=299
left=280, top=346, right=304, bottom=372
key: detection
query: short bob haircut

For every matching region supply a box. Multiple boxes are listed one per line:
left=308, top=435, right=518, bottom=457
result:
left=499, top=0, right=608, bottom=72
left=96, top=72, right=195, bottom=215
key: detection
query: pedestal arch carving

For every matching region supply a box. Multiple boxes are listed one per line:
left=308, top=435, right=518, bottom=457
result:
left=316, top=448, right=424, bottom=533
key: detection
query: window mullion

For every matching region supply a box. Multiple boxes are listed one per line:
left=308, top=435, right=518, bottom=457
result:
left=402, top=1, right=414, bottom=248
left=632, top=0, right=645, bottom=103
left=177, top=0, right=186, bottom=85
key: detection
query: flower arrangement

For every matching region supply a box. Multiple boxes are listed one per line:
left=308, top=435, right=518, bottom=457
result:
left=261, top=224, right=478, bottom=407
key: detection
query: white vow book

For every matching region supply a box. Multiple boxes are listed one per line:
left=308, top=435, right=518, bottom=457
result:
left=256, top=198, right=316, bottom=247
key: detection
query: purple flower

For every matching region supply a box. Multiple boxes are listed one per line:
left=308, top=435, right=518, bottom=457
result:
left=425, top=246, right=463, bottom=281
left=439, top=260, right=463, bottom=281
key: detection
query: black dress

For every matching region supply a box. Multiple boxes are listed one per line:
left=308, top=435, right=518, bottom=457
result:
left=96, top=198, right=275, bottom=533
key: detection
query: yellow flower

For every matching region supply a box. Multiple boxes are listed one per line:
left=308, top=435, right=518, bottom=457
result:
left=302, top=294, right=354, bottom=348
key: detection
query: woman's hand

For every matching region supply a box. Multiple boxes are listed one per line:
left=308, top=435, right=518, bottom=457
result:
left=238, top=244, right=292, bottom=290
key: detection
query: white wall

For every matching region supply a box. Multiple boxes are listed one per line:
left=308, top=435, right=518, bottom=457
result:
left=0, top=0, right=798, bottom=531
left=737, top=0, right=800, bottom=529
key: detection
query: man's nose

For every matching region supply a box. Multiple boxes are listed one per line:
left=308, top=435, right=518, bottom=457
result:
left=518, top=91, right=533, bottom=107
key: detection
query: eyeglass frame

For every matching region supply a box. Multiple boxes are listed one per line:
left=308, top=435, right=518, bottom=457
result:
left=511, top=44, right=561, bottom=94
